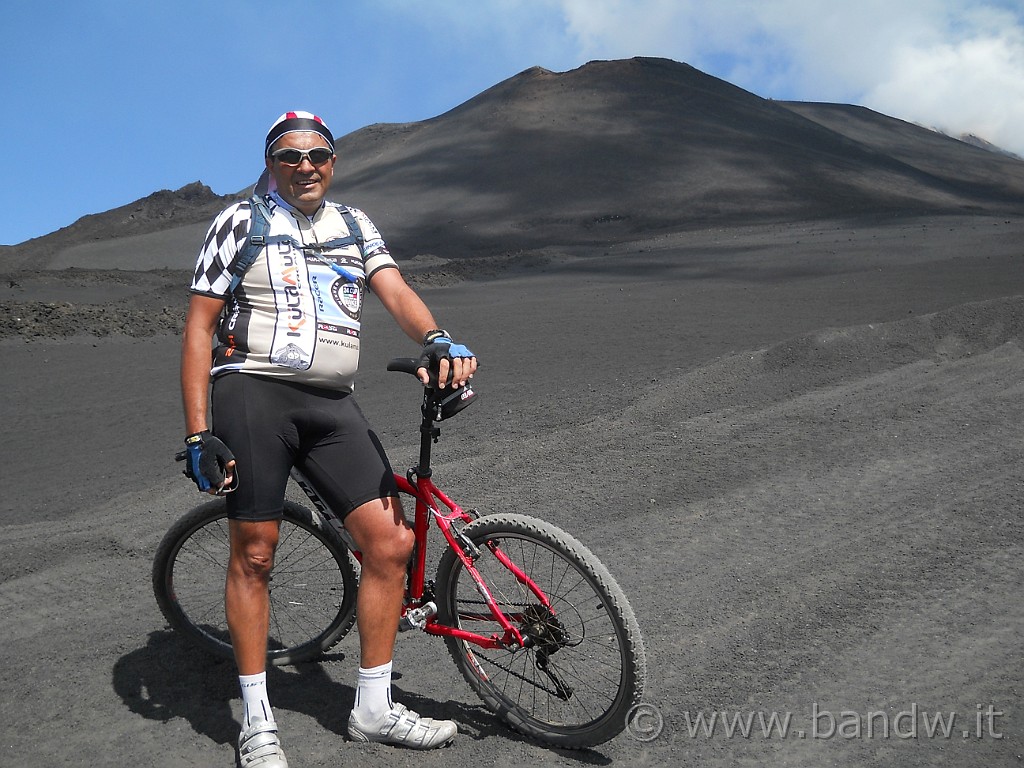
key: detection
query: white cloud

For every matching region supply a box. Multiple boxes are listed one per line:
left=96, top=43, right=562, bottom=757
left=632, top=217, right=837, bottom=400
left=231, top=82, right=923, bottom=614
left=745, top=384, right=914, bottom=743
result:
left=549, top=0, right=1024, bottom=156
left=864, top=19, right=1024, bottom=154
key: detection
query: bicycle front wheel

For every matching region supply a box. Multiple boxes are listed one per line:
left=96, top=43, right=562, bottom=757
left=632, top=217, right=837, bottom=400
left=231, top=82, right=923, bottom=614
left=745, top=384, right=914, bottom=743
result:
left=152, top=499, right=358, bottom=665
left=435, top=513, right=646, bottom=748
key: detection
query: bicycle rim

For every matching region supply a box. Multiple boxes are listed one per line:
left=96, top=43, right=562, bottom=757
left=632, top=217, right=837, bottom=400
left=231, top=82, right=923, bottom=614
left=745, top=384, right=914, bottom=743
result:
left=153, top=499, right=358, bottom=665
left=435, top=513, right=646, bottom=748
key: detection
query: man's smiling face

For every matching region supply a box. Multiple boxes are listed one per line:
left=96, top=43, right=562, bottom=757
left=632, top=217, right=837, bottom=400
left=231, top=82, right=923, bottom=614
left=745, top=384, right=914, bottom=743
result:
left=265, top=131, right=336, bottom=216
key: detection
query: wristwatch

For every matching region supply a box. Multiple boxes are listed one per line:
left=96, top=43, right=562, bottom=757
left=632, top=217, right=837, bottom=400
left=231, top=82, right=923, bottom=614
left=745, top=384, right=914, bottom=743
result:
left=422, top=329, right=450, bottom=345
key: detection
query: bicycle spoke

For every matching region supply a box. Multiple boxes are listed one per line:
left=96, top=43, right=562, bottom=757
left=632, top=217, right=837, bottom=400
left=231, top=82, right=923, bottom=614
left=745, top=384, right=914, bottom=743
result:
left=436, top=513, right=645, bottom=747
left=266, top=525, right=348, bottom=651
left=154, top=500, right=359, bottom=665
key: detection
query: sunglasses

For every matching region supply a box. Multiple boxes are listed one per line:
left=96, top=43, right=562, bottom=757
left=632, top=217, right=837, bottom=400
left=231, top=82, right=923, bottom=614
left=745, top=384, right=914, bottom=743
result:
left=270, top=146, right=335, bottom=166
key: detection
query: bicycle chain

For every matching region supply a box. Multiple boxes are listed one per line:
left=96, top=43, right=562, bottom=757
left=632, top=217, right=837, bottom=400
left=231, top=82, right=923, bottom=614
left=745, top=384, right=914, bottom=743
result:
left=456, top=599, right=571, bottom=700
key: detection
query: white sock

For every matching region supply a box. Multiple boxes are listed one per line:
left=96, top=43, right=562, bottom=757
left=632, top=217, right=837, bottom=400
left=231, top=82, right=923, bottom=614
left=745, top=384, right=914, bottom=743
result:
left=239, top=671, right=274, bottom=728
left=353, top=661, right=394, bottom=723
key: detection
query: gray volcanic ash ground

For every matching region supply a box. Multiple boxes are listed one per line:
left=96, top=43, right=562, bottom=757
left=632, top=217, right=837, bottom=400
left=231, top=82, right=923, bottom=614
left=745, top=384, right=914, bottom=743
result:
left=2, top=59, right=1023, bottom=767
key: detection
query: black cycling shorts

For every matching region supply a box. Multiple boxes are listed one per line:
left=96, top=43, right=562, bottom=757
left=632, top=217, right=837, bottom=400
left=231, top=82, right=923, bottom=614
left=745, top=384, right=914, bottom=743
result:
left=211, top=373, right=399, bottom=522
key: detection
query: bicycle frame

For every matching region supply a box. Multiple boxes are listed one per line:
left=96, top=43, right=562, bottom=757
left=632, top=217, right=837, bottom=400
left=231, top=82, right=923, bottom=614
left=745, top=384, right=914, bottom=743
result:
left=287, top=378, right=553, bottom=653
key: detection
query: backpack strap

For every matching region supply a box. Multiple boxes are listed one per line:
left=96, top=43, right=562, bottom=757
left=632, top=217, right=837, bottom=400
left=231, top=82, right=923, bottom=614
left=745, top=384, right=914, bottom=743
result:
left=343, top=207, right=364, bottom=251
left=315, top=206, right=365, bottom=253
left=228, top=195, right=273, bottom=294
left=227, top=198, right=364, bottom=293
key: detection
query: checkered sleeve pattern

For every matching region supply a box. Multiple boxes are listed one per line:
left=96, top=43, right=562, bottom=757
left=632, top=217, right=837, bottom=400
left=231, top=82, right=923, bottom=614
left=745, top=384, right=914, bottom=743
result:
left=190, top=200, right=253, bottom=297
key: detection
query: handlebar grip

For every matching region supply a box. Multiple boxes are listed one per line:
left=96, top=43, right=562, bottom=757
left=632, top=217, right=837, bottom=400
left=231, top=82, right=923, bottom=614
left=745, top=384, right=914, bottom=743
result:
left=387, top=357, right=422, bottom=376
left=387, top=356, right=448, bottom=389
left=386, top=356, right=478, bottom=419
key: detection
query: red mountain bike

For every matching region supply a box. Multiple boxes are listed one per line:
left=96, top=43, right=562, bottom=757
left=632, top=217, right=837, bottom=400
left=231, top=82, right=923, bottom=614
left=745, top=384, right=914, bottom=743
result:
left=153, top=359, right=646, bottom=749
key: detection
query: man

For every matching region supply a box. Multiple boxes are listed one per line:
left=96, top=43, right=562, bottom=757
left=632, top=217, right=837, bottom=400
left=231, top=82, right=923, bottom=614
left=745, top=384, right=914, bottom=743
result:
left=181, top=111, right=476, bottom=766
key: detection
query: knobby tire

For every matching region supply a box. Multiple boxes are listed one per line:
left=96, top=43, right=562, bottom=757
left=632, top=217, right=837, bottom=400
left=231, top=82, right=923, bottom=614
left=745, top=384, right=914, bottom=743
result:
left=434, top=513, right=646, bottom=749
left=152, top=499, right=358, bottom=665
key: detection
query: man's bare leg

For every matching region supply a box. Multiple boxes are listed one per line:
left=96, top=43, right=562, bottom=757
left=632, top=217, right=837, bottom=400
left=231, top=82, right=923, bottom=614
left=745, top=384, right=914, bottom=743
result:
left=226, top=519, right=289, bottom=766
left=343, top=497, right=457, bottom=748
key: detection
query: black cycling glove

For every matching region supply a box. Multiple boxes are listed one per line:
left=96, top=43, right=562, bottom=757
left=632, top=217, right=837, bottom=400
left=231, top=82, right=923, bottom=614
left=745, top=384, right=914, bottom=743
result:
left=182, top=430, right=236, bottom=493
left=418, top=329, right=474, bottom=387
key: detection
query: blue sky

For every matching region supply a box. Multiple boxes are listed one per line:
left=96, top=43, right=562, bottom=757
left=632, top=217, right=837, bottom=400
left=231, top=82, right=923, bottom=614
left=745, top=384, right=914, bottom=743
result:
left=3, top=0, right=1022, bottom=246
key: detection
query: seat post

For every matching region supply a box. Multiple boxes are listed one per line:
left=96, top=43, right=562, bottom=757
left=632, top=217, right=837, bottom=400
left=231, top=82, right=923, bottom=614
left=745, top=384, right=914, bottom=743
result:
left=415, top=390, right=440, bottom=477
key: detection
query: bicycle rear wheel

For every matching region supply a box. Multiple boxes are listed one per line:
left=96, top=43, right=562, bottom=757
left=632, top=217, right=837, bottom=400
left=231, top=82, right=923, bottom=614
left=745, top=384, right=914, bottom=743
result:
left=435, top=513, right=646, bottom=748
left=152, top=499, right=358, bottom=665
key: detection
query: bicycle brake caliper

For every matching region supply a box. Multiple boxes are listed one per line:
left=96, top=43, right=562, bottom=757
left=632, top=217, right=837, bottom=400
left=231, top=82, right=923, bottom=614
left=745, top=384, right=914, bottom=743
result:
left=452, top=521, right=481, bottom=561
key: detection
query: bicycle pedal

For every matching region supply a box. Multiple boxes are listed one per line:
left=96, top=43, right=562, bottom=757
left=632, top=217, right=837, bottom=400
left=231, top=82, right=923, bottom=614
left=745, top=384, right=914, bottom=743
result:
left=399, top=601, right=437, bottom=631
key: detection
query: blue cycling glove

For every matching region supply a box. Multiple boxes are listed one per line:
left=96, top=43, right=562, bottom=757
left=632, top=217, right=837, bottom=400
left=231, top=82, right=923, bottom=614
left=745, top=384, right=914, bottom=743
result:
left=182, top=430, right=236, bottom=493
left=419, top=330, right=474, bottom=387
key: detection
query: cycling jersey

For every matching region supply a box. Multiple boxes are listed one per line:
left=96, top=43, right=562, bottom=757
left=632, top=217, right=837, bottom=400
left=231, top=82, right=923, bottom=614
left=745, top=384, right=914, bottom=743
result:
left=190, top=193, right=399, bottom=391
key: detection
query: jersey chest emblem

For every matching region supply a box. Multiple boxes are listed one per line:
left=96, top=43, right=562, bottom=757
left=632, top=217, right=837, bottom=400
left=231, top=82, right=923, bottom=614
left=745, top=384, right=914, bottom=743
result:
left=332, top=280, right=362, bottom=318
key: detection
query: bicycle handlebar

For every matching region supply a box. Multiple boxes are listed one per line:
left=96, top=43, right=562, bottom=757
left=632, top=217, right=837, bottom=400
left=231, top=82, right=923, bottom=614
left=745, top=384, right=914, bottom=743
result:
left=386, top=357, right=423, bottom=377
left=388, top=356, right=478, bottom=422
left=387, top=356, right=457, bottom=390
